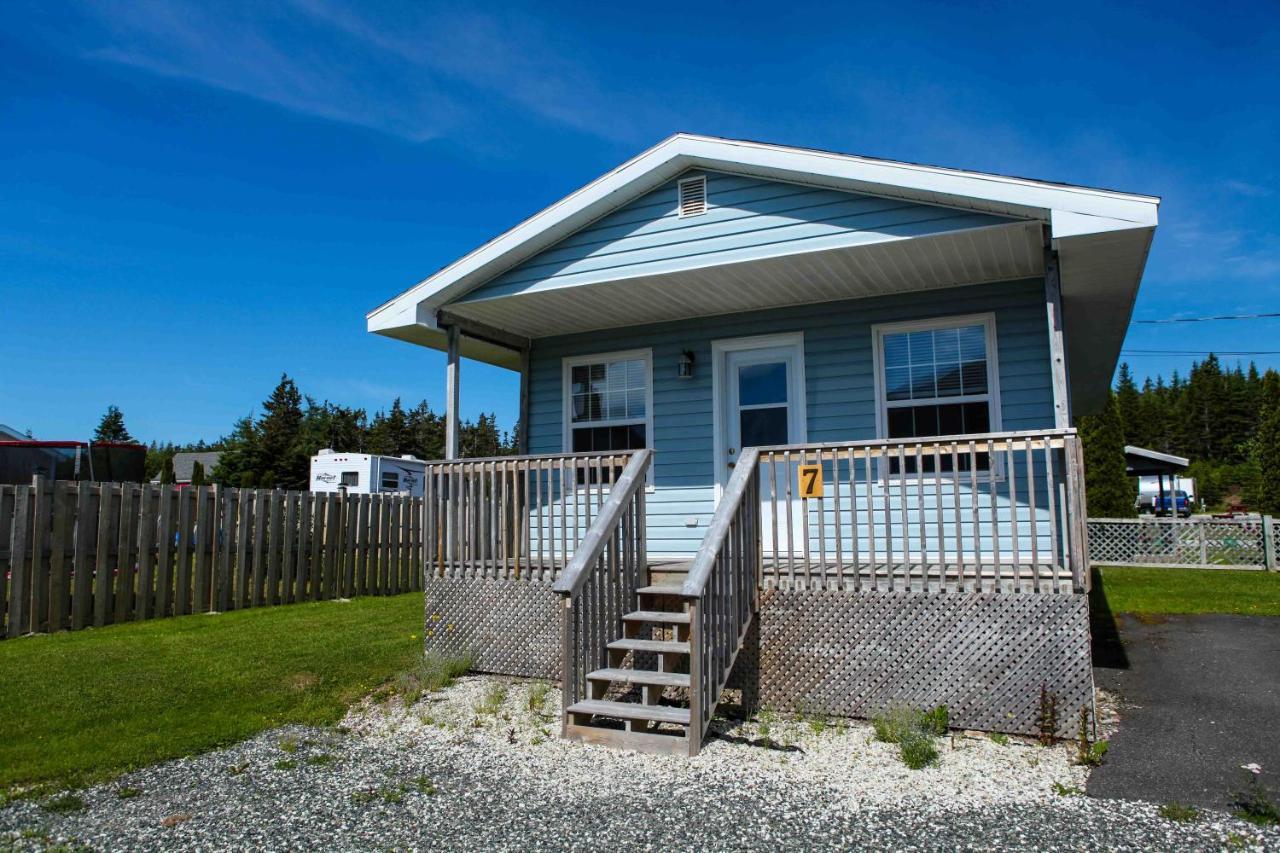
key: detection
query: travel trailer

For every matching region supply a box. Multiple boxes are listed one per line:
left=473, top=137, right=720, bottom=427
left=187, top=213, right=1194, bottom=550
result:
left=308, top=450, right=426, bottom=496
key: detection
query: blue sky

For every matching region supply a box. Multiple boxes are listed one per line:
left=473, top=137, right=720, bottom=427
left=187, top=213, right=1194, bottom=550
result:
left=2, top=0, right=1278, bottom=444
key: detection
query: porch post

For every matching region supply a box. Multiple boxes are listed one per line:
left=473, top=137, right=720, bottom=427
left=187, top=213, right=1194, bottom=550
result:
left=1044, top=248, right=1071, bottom=429
left=445, top=324, right=461, bottom=460
left=518, top=346, right=531, bottom=455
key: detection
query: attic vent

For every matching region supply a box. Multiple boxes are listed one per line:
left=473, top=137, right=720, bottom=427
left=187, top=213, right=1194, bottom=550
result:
left=677, top=176, right=707, bottom=218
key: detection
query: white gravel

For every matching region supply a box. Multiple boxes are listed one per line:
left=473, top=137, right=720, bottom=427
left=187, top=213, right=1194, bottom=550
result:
left=2, top=675, right=1277, bottom=851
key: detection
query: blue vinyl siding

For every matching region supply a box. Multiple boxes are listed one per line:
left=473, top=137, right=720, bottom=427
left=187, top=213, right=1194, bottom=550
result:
left=460, top=171, right=1014, bottom=303
left=526, top=278, right=1054, bottom=554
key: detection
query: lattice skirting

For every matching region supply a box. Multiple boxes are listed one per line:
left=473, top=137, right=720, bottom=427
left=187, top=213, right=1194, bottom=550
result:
left=421, top=580, right=1092, bottom=737
left=728, top=589, right=1093, bottom=737
left=423, top=577, right=560, bottom=679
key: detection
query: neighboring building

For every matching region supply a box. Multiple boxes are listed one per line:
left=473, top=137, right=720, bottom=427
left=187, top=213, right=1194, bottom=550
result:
left=309, top=450, right=426, bottom=496
left=0, top=424, right=27, bottom=441
left=169, top=451, right=224, bottom=486
left=368, top=134, right=1159, bottom=754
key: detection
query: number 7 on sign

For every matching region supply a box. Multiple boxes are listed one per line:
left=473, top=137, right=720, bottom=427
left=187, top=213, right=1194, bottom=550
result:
left=797, top=464, right=823, bottom=499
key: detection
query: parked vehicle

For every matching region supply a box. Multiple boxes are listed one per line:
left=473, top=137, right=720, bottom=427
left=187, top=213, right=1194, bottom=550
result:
left=308, top=449, right=426, bottom=496
left=1151, top=490, right=1192, bottom=518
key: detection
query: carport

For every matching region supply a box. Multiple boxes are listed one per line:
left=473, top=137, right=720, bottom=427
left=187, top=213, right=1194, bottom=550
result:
left=1125, top=445, right=1190, bottom=516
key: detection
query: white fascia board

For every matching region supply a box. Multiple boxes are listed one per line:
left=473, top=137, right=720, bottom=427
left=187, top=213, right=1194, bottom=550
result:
left=1125, top=445, right=1191, bottom=468
left=366, top=133, right=1161, bottom=334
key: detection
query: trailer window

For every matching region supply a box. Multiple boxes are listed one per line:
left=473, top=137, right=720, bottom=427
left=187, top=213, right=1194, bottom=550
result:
left=341, top=471, right=359, bottom=487
left=381, top=471, right=399, bottom=490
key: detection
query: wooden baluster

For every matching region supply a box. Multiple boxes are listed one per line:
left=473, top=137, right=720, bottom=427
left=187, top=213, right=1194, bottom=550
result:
left=932, top=444, right=944, bottom=593
left=968, top=441, right=981, bottom=592
left=831, top=447, right=843, bottom=592
left=1044, top=441, right=1060, bottom=592
left=951, top=444, right=963, bottom=593
left=1025, top=438, right=1039, bottom=592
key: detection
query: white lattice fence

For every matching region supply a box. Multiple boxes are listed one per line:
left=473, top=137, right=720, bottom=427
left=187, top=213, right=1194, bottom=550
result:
left=1088, top=517, right=1276, bottom=570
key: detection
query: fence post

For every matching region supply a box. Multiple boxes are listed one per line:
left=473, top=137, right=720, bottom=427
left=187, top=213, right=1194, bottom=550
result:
left=1264, top=515, right=1277, bottom=572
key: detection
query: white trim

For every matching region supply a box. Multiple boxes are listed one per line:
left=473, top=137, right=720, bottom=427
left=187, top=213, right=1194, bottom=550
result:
left=711, top=332, right=808, bottom=496
left=560, top=348, right=655, bottom=473
left=871, top=313, right=1003, bottom=480
left=367, top=133, right=1159, bottom=331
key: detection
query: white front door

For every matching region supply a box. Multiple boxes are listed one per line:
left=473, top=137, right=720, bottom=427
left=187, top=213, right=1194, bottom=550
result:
left=715, top=335, right=806, bottom=556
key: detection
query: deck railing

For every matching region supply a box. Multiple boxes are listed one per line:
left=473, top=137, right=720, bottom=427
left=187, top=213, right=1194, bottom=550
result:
left=753, top=429, right=1088, bottom=593
left=683, top=447, right=762, bottom=755
left=551, top=449, right=651, bottom=723
left=423, top=451, right=634, bottom=583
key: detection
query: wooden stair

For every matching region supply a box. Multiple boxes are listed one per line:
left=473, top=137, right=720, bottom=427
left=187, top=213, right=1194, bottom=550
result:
left=563, top=584, right=698, bottom=755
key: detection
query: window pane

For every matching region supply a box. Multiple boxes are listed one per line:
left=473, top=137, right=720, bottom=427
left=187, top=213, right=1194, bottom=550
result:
left=885, top=367, right=911, bottom=401
left=883, top=333, right=909, bottom=369
left=887, top=407, right=915, bottom=439
left=738, top=361, right=788, bottom=406
left=959, top=324, right=986, bottom=360
left=937, top=402, right=964, bottom=435
left=740, top=406, right=789, bottom=447
left=908, top=330, right=934, bottom=364
left=962, top=402, right=990, bottom=433
left=933, top=327, right=960, bottom=362
left=935, top=362, right=962, bottom=397
left=607, top=389, right=627, bottom=420
left=589, top=363, right=606, bottom=392
left=625, top=359, right=646, bottom=389
left=571, top=365, right=590, bottom=395
left=628, top=424, right=646, bottom=448
left=910, top=364, right=935, bottom=398
left=961, top=360, right=987, bottom=395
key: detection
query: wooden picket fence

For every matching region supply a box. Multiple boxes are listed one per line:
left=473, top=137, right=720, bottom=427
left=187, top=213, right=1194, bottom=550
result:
left=0, top=479, right=424, bottom=639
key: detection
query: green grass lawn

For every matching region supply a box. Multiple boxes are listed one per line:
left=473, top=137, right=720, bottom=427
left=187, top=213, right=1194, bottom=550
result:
left=1092, top=566, right=1280, bottom=617
left=0, top=593, right=424, bottom=792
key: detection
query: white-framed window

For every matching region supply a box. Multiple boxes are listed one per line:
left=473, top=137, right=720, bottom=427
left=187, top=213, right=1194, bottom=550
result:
left=872, top=313, right=1001, bottom=475
left=562, top=349, right=653, bottom=457
left=340, top=471, right=359, bottom=487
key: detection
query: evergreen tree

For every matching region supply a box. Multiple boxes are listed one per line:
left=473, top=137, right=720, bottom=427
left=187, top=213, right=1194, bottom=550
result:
left=1078, top=390, right=1135, bottom=517
left=367, top=398, right=411, bottom=456
left=405, top=400, right=445, bottom=460
left=1253, top=370, right=1280, bottom=514
left=160, top=455, right=176, bottom=485
left=257, top=374, right=306, bottom=489
left=93, top=405, right=135, bottom=443
left=1114, top=363, right=1143, bottom=447
left=190, top=460, right=206, bottom=487
left=212, top=415, right=261, bottom=488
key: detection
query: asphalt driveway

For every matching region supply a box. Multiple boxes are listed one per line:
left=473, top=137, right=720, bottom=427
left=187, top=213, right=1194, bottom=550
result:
left=1089, top=612, right=1280, bottom=810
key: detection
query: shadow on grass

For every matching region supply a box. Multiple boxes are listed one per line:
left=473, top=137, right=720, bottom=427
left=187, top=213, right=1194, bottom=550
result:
left=1089, top=567, right=1130, bottom=670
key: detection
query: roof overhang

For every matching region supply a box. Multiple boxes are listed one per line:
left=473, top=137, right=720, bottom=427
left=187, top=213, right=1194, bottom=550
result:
left=1124, top=445, right=1190, bottom=476
left=368, top=134, right=1159, bottom=409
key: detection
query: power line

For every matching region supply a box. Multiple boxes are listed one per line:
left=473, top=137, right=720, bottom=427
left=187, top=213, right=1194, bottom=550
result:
left=1133, top=311, right=1280, bottom=324
left=1122, top=349, right=1280, bottom=356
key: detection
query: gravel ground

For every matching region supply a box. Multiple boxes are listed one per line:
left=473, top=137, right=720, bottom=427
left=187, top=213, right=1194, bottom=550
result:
left=2, top=675, right=1277, bottom=852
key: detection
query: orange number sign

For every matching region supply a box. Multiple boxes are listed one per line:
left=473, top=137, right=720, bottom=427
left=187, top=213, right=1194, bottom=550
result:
left=797, top=464, right=823, bottom=499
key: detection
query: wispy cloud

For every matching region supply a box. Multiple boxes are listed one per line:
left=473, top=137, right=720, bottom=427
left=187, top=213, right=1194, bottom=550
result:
left=1223, top=179, right=1274, bottom=198
left=62, top=0, right=649, bottom=143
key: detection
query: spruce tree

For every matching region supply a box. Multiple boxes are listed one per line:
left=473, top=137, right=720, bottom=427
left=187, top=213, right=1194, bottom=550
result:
left=190, top=460, right=206, bottom=487
left=1078, top=390, right=1136, bottom=517
left=93, top=405, right=135, bottom=443
left=1114, top=363, right=1143, bottom=447
left=1254, top=370, right=1280, bottom=514
left=257, top=374, right=306, bottom=489
left=160, top=456, right=176, bottom=485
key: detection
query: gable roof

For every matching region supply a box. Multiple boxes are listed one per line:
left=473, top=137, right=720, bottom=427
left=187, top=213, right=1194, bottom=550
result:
left=368, top=133, right=1160, bottom=412
left=171, top=451, right=222, bottom=482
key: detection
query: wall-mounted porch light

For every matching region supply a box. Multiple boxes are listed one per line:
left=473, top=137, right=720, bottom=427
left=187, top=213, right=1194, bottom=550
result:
left=678, top=350, right=695, bottom=380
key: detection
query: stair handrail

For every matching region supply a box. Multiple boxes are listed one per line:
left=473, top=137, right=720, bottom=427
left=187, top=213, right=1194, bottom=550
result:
left=552, top=448, right=651, bottom=732
left=681, top=447, right=761, bottom=754
left=551, top=448, right=651, bottom=596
